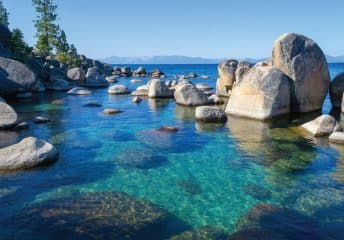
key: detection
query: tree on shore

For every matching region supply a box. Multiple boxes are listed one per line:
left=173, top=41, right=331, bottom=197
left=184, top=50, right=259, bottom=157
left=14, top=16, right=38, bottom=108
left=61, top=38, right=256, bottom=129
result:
left=69, top=44, right=81, bottom=67
left=0, top=0, right=9, bottom=27
left=10, top=28, right=32, bottom=62
left=32, top=0, right=59, bottom=56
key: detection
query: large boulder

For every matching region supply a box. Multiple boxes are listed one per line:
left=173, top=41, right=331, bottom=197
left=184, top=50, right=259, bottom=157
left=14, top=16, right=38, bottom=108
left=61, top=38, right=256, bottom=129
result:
left=174, top=83, right=211, bottom=106
left=329, top=132, right=344, bottom=144
left=148, top=79, right=173, bottom=98
left=226, top=65, right=291, bottom=120
left=195, top=106, right=227, bottom=123
left=151, top=69, right=165, bottom=78
left=49, top=67, right=66, bottom=82
left=272, top=33, right=330, bottom=113
left=216, top=59, right=238, bottom=97
left=330, top=72, right=344, bottom=108
left=235, top=61, right=252, bottom=85
left=0, top=99, right=18, bottom=129
left=300, top=114, right=340, bottom=137
left=133, top=66, right=146, bottom=76
left=0, top=57, right=37, bottom=95
left=120, top=66, right=132, bottom=77
left=67, top=67, right=85, bottom=82
left=85, top=67, right=109, bottom=88
left=0, top=137, right=58, bottom=171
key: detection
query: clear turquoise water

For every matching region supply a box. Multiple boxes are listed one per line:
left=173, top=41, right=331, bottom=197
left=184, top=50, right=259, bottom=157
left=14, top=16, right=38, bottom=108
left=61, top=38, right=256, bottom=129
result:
left=1, top=64, right=344, bottom=239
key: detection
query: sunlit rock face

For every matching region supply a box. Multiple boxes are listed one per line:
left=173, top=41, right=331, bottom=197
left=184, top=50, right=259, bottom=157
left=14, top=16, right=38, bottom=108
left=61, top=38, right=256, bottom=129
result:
left=272, top=33, right=330, bottom=113
left=216, top=59, right=238, bottom=97
left=226, top=65, right=291, bottom=120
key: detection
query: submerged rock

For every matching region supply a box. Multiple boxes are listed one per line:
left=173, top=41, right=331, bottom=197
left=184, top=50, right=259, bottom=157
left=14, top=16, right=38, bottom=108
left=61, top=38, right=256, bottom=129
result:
left=136, top=129, right=174, bottom=149
left=169, top=225, right=227, bottom=240
left=157, top=126, right=179, bottom=133
left=243, top=184, right=272, bottom=200
left=0, top=137, right=58, bottom=171
left=195, top=106, right=227, bottom=123
left=226, top=65, right=291, bottom=120
left=177, top=180, right=202, bottom=195
left=16, top=92, right=34, bottom=99
left=83, top=102, right=102, bottom=108
left=231, top=203, right=330, bottom=240
left=108, top=84, right=131, bottom=95
left=174, top=83, right=211, bottom=106
left=11, top=191, right=189, bottom=240
left=300, top=114, right=340, bottom=137
left=0, top=100, right=18, bottom=129
left=67, top=87, right=92, bottom=95
left=103, top=108, right=123, bottom=115
left=116, top=147, right=167, bottom=169
left=13, top=121, right=29, bottom=131
left=272, top=33, right=330, bottom=113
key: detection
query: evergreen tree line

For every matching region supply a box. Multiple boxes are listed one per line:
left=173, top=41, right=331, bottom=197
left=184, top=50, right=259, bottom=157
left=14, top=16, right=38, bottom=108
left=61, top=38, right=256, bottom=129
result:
left=0, top=0, right=80, bottom=67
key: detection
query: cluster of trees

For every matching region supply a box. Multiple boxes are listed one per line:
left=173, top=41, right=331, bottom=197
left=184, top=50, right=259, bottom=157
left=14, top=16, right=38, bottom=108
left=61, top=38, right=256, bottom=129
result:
left=0, top=0, right=80, bottom=67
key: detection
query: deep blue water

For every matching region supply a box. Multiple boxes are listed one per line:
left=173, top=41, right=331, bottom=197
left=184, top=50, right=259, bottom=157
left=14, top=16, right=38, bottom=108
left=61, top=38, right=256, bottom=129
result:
left=0, top=63, right=344, bottom=239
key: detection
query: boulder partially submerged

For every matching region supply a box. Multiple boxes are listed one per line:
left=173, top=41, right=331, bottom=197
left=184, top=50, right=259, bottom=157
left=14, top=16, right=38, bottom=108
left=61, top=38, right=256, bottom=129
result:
left=85, top=67, right=109, bottom=88
left=0, top=137, right=58, bottom=171
left=148, top=79, right=173, bottom=98
left=195, top=106, right=227, bottom=123
left=0, top=99, right=18, bottom=129
left=272, top=33, right=330, bottom=113
left=300, top=114, right=340, bottom=137
left=216, top=59, right=238, bottom=97
left=174, top=83, right=210, bottom=106
left=226, top=65, right=291, bottom=119
left=108, top=84, right=131, bottom=95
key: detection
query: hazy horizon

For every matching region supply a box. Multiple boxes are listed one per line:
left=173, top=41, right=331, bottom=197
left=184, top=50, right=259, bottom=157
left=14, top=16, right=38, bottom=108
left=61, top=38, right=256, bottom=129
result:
left=3, top=0, right=344, bottom=59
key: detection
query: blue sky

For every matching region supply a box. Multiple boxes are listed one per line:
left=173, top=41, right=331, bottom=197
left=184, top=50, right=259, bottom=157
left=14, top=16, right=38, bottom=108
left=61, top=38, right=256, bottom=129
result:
left=3, top=0, right=344, bottom=59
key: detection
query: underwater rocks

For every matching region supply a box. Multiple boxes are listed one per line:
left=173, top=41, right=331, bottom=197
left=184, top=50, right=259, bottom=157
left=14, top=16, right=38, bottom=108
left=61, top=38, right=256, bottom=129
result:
left=11, top=191, right=190, bottom=240
left=136, top=129, right=174, bottom=149
left=300, top=114, right=340, bottom=137
left=216, top=59, right=238, bottom=97
left=174, top=83, right=211, bottom=106
left=195, top=106, right=227, bottom=123
left=115, top=147, right=167, bottom=169
left=0, top=56, right=38, bottom=95
left=230, top=203, right=330, bottom=240
left=0, top=137, right=58, bottom=171
left=177, top=180, right=202, bottom=195
left=226, top=65, right=291, bottom=120
left=157, top=126, right=179, bottom=133
left=0, top=99, right=18, bottom=129
left=243, top=184, right=272, bottom=201
left=169, top=225, right=227, bottom=240
left=67, top=87, right=92, bottom=95
left=83, top=102, right=102, bottom=107
left=148, top=79, right=174, bottom=98
left=272, top=33, right=330, bottom=113
left=108, top=84, right=131, bottom=95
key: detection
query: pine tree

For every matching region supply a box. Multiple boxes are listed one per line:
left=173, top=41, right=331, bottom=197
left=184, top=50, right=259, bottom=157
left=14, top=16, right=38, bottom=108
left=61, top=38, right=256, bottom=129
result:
left=32, top=0, right=59, bottom=56
left=55, top=30, right=70, bottom=53
left=68, top=44, right=81, bottom=67
left=10, top=28, right=28, bottom=60
left=0, top=0, right=9, bottom=27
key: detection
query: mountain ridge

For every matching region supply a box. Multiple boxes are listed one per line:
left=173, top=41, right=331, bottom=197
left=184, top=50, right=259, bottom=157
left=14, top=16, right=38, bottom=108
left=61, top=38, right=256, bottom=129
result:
left=99, top=55, right=344, bottom=64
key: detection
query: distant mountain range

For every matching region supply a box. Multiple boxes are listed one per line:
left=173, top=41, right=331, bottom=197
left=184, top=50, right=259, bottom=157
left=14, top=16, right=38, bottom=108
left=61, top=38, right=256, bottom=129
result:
left=99, top=55, right=344, bottom=64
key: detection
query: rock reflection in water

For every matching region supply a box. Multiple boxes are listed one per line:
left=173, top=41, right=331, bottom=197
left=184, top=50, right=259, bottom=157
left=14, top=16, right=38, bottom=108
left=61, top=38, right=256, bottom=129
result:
left=175, top=105, right=196, bottom=122
left=7, top=191, right=190, bottom=240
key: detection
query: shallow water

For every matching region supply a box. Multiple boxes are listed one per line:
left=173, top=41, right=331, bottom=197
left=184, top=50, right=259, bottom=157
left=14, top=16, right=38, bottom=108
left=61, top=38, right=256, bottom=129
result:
left=1, top=64, right=344, bottom=239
